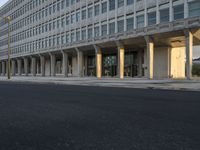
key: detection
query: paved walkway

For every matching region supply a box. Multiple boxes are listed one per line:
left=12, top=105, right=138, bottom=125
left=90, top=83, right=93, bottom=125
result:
left=0, top=76, right=200, bottom=91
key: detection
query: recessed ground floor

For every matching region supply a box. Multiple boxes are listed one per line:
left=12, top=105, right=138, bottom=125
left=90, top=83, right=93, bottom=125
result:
left=0, top=29, right=200, bottom=80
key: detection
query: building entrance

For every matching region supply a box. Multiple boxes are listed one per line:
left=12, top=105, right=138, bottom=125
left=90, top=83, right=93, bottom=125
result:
left=68, top=57, right=72, bottom=76
left=103, top=55, right=117, bottom=77
left=87, top=56, right=96, bottom=76
left=124, top=52, right=138, bottom=77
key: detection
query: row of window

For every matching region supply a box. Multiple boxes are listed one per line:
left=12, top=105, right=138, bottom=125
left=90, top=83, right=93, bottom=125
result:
left=1, top=2, right=199, bottom=47
left=1, top=0, right=200, bottom=40
left=0, top=0, right=24, bottom=17
left=0, top=0, right=135, bottom=37
left=0, top=0, right=200, bottom=56
left=0, top=0, right=134, bottom=28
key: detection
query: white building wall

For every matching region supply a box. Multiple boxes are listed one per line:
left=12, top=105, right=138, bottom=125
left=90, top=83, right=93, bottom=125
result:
left=154, top=47, right=170, bottom=79
left=170, top=47, right=186, bottom=79
left=72, top=56, right=78, bottom=76
left=45, top=58, right=50, bottom=76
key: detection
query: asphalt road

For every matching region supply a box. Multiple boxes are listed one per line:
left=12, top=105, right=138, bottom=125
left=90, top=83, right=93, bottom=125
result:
left=0, top=82, right=200, bottom=150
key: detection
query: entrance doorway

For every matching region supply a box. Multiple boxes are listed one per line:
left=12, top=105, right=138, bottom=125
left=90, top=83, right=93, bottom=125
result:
left=103, top=54, right=117, bottom=77
left=87, top=56, right=96, bottom=76
left=124, top=52, right=138, bottom=77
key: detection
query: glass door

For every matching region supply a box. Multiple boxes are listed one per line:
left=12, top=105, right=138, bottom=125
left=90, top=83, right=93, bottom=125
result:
left=103, top=55, right=117, bottom=77
left=87, top=56, right=96, bottom=76
left=124, top=51, right=138, bottom=77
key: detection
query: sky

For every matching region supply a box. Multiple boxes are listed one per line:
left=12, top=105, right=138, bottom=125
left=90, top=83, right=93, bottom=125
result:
left=0, top=0, right=199, bottom=58
left=0, top=0, right=8, bottom=7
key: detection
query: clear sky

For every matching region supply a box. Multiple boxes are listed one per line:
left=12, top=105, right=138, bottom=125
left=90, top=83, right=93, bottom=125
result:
left=0, top=0, right=199, bottom=58
left=0, top=0, right=8, bottom=7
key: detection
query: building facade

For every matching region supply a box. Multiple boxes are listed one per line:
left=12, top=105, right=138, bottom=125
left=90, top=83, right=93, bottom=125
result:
left=0, top=0, right=200, bottom=79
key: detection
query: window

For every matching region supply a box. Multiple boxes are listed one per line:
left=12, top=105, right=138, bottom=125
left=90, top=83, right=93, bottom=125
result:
left=88, top=28, right=93, bottom=39
left=49, top=38, right=52, bottom=47
left=66, top=33, right=69, bottom=43
left=127, top=0, right=133, bottom=5
left=66, top=16, right=70, bottom=25
left=76, top=12, right=80, bottom=22
left=66, top=0, right=69, bottom=7
left=148, top=12, right=156, bottom=25
left=49, top=22, right=52, bottom=31
left=88, top=7, right=93, bottom=18
left=126, top=17, right=134, bottom=31
left=81, top=29, right=86, bottom=40
left=57, top=19, right=60, bottom=28
left=53, top=3, right=56, bottom=13
left=76, top=31, right=80, bottom=41
left=61, top=17, right=65, bottom=27
left=95, top=5, right=100, bottom=16
left=109, top=22, right=115, bottom=34
left=117, top=20, right=124, bottom=33
left=101, top=24, right=107, bottom=36
left=61, top=0, right=64, bottom=9
left=189, top=1, right=200, bottom=17
left=49, top=5, right=52, bottom=15
left=53, top=20, right=56, bottom=29
left=61, top=35, right=65, bottom=44
left=118, top=0, right=124, bottom=8
left=137, top=15, right=144, bottom=28
left=57, top=2, right=60, bottom=11
left=82, top=9, right=86, bottom=20
left=109, top=0, right=115, bottom=11
left=71, top=0, right=75, bottom=5
left=57, top=36, right=60, bottom=45
left=102, top=2, right=107, bottom=13
left=174, top=5, right=184, bottom=20
left=53, top=36, right=56, bottom=46
left=71, top=32, right=75, bottom=42
left=94, top=26, right=100, bottom=37
left=71, top=14, right=75, bottom=23
left=160, top=8, right=169, bottom=23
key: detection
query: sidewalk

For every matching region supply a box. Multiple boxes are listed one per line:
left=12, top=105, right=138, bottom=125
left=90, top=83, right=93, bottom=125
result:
left=0, top=76, right=200, bottom=91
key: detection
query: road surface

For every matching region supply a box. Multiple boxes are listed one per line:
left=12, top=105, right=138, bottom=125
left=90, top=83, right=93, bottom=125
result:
left=0, top=82, right=199, bottom=150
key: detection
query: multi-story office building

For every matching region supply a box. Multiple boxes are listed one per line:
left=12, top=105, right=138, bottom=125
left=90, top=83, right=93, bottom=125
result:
left=0, top=0, right=200, bottom=79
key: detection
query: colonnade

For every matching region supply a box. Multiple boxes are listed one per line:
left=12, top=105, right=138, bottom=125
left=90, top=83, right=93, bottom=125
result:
left=0, top=32, right=194, bottom=79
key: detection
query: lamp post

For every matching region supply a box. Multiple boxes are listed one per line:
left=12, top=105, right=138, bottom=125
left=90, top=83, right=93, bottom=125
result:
left=0, top=16, right=11, bottom=79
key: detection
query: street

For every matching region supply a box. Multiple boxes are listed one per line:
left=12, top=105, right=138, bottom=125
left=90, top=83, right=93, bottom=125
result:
left=0, top=82, right=200, bottom=150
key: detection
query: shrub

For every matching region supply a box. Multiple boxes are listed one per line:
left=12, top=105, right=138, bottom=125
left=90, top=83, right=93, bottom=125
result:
left=192, top=64, right=200, bottom=76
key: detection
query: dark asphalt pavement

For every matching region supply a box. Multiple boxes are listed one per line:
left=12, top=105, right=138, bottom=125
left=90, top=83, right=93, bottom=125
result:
left=0, top=82, right=200, bottom=150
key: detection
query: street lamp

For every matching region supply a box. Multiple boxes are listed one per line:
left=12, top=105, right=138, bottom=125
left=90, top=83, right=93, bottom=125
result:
left=0, top=16, right=11, bottom=79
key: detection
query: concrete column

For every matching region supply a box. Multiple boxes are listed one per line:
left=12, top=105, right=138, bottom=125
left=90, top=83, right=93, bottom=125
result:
left=185, top=30, right=193, bottom=80
left=76, top=49, right=83, bottom=77
left=24, top=58, right=28, bottom=76
left=2, top=61, right=6, bottom=76
left=5, top=60, right=8, bottom=75
left=40, top=55, right=45, bottom=77
left=118, top=46, right=125, bottom=79
left=31, top=57, right=36, bottom=76
left=11, top=60, right=16, bottom=76
left=145, top=36, right=154, bottom=79
left=50, top=53, right=56, bottom=76
left=84, top=56, right=88, bottom=76
left=138, top=50, right=143, bottom=77
left=17, top=59, right=22, bottom=76
left=95, top=46, right=102, bottom=79
left=62, top=51, right=68, bottom=77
